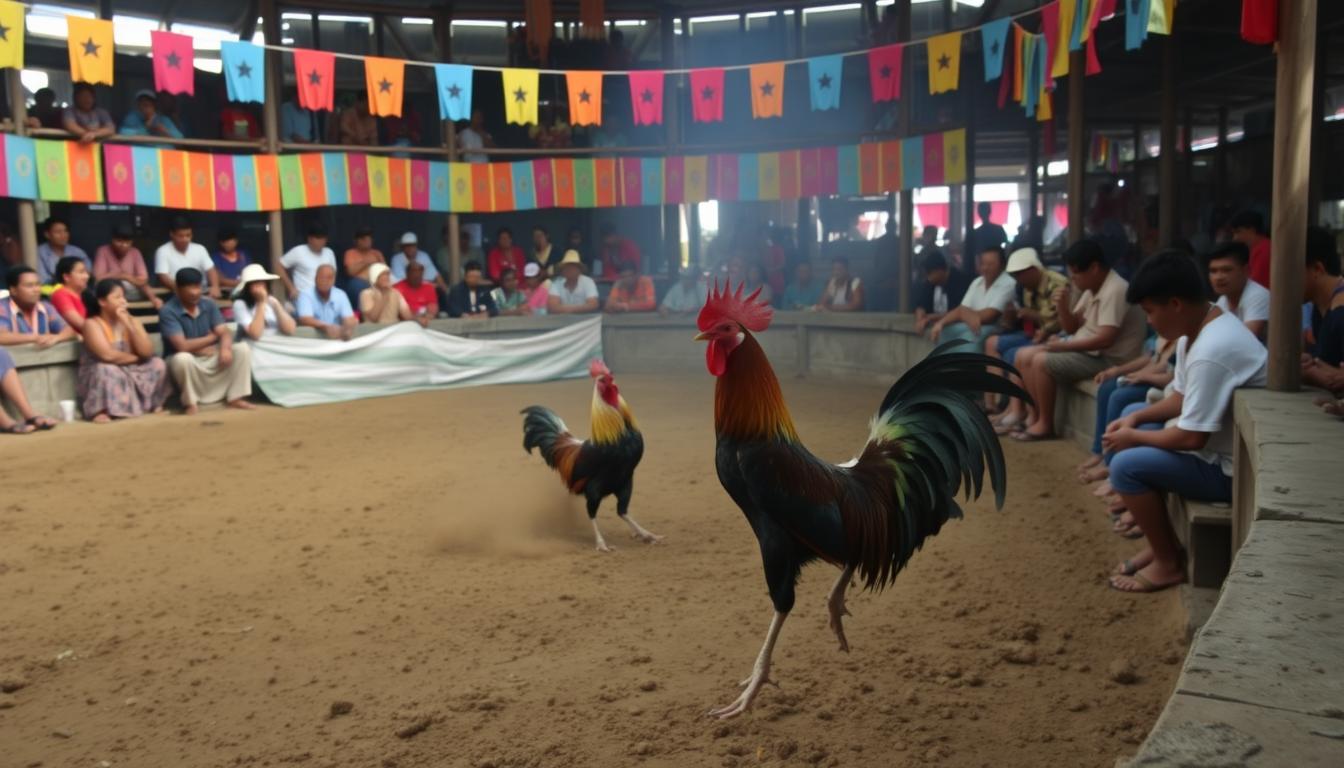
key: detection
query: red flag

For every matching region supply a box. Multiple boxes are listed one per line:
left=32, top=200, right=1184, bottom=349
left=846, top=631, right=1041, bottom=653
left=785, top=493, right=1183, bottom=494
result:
left=1040, top=2, right=1059, bottom=87
left=1086, top=32, right=1102, bottom=75
left=777, top=150, right=800, bottom=199
left=628, top=71, right=664, bottom=126
left=532, top=158, right=555, bottom=209
left=1241, top=0, right=1277, bottom=45
left=713, top=154, right=739, bottom=202
left=293, top=48, right=335, bottom=112
left=663, top=155, right=684, bottom=205
left=689, top=68, right=725, bottom=123
left=868, top=44, right=903, bottom=103
left=151, top=31, right=195, bottom=95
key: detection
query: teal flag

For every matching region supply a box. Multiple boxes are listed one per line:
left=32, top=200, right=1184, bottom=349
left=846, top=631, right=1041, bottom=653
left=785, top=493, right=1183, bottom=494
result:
left=435, top=64, right=473, bottom=121
left=221, top=41, right=266, bottom=104
left=981, top=17, right=1010, bottom=82
left=428, top=162, right=450, bottom=212
left=511, top=160, right=536, bottom=210
left=737, top=153, right=759, bottom=201
left=806, top=55, right=843, bottom=111
left=1126, top=0, right=1151, bottom=50
left=323, top=153, right=349, bottom=206
left=3, top=135, right=37, bottom=200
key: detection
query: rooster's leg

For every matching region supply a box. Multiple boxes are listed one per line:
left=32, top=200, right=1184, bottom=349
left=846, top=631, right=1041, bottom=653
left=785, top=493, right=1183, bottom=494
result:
left=708, top=611, right=787, bottom=720
left=590, top=519, right=614, bottom=552
left=619, top=515, right=663, bottom=544
left=827, top=564, right=856, bottom=653
left=615, top=483, right=663, bottom=544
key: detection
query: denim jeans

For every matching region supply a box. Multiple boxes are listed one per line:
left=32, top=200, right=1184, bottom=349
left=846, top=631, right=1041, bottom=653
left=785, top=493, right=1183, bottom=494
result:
left=1091, top=380, right=1152, bottom=455
left=994, top=330, right=1034, bottom=367
left=1109, top=446, right=1232, bottom=502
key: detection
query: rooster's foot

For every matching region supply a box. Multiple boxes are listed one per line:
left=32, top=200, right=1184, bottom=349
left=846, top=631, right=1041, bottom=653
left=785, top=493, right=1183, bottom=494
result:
left=591, top=520, right=614, bottom=553
left=710, top=663, right=772, bottom=720
left=827, top=564, right=857, bottom=653
left=620, top=515, right=664, bottom=545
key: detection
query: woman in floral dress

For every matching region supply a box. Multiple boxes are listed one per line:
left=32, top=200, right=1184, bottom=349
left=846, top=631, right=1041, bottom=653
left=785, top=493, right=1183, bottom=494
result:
left=77, top=279, right=169, bottom=422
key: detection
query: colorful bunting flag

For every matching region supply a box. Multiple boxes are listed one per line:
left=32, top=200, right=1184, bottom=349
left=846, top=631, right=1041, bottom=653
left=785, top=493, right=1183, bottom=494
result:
left=594, top=158, right=618, bottom=208
left=799, top=149, right=821, bottom=197
left=566, top=71, right=604, bottom=126
left=689, top=68, right=725, bottom=123
left=1051, top=0, right=1072, bottom=79
left=133, top=147, right=162, bottom=207
left=982, top=17, right=1010, bottom=82
left=0, top=1, right=26, bottom=70
left=736, top=153, right=757, bottom=202
left=555, top=158, right=578, bottom=208
left=67, top=17, right=114, bottom=85
left=187, top=151, right=215, bottom=211
left=1241, top=0, right=1277, bottom=45
left=102, top=145, right=134, bottom=205
left=900, top=138, right=922, bottom=190
left=1126, top=0, right=1151, bottom=50
left=512, top=160, right=536, bottom=210
left=713, top=154, right=739, bottom=202
left=490, top=163, right=515, bottom=212
left=367, top=155, right=392, bottom=208
left=663, top=156, right=684, bottom=205
left=232, top=155, right=258, bottom=211
left=621, top=157, right=644, bottom=206
left=943, top=128, right=966, bottom=184
left=807, top=55, right=843, bottom=111
left=749, top=62, right=785, bottom=119
left=220, top=41, right=265, bottom=104
left=35, top=139, right=101, bottom=203
left=449, top=162, right=473, bottom=212
left=429, top=162, right=450, bottom=212
left=346, top=153, right=370, bottom=206
left=503, top=68, right=539, bottom=125
left=1069, top=0, right=1089, bottom=50
left=160, top=150, right=187, bottom=209
left=927, top=31, right=962, bottom=95
left=255, top=155, right=281, bottom=211
left=278, top=154, right=305, bottom=209
left=532, top=158, right=555, bottom=209
left=859, top=143, right=881, bottom=194
left=1148, top=0, right=1176, bottom=35
left=434, top=63, right=473, bottom=121
left=364, top=56, right=405, bottom=117
left=683, top=156, right=708, bottom=203
left=388, top=158, right=410, bottom=210
left=293, top=48, right=336, bottom=112
left=818, top=147, right=838, bottom=195
left=299, top=154, right=325, bottom=208
left=779, top=150, right=801, bottom=200
left=627, top=71, right=664, bottom=126
left=867, top=44, right=903, bottom=102
left=151, top=30, right=194, bottom=95
left=471, top=164, right=492, bottom=212
left=837, top=144, right=859, bottom=196
left=410, top=160, right=430, bottom=211
left=323, top=153, right=349, bottom=206
left=757, top=152, right=779, bottom=200
left=212, top=155, right=236, bottom=212
left=640, top=158, right=663, bottom=206
left=879, top=142, right=902, bottom=192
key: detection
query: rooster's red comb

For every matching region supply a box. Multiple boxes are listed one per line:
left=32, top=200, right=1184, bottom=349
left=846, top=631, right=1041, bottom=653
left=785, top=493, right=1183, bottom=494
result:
left=697, top=280, right=774, bottom=333
left=589, top=359, right=611, bottom=378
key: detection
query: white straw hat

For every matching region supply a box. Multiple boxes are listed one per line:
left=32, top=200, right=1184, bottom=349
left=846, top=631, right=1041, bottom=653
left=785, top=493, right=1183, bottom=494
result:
left=231, top=263, right=281, bottom=297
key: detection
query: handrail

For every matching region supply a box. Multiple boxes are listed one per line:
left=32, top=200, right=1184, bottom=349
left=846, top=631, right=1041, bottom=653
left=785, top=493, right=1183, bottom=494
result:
left=28, top=128, right=265, bottom=151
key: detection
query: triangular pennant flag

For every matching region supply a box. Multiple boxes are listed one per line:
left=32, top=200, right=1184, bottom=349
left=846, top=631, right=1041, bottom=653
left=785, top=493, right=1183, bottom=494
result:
left=867, top=44, right=902, bottom=102
left=566, top=71, right=604, bottom=126
left=435, top=64, right=473, bottom=121
left=1022, top=34, right=1039, bottom=116
left=749, top=62, right=785, bottom=119
left=1126, top=0, right=1152, bottom=50
left=689, top=68, right=725, bottom=123
left=502, top=68, right=539, bottom=125
left=1070, top=0, right=1090, bottom=51
left=982, top=17, right=1010, bottom=82
left=221, top=41, right=265, bottom=103
left=293, top=48, right=335, bottom=111
left=807, top=55, right=843, bottom=111
left=364, top=56, right=405, bottom=117
left=997, top=28, right=1013, bottom=109
left=0, top=1, right=26, bottom=70
left=926, top=31, right=962, bottom=95
left=68, top=17, right=114, bottom=85
left=627, top=71, right=664, bottom=126
left=151, top=30, right=194, bottom=95
left=1086, top=29, right=1102, bottom=76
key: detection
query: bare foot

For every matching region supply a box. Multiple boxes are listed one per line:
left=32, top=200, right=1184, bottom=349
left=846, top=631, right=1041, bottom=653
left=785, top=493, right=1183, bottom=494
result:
left=1109, top=560, right=1185, bottom=593
left=91, top=413, right=111, bottom=424
left=1077, top=454, right=1103, bottom=471
left=1078, top=466, right=1109, bottom=484
left=226, top=399, right=256, bottom=410
left=1092, top=480, right=1114, bottom=497
left=183, top=404, right=199, bottom=416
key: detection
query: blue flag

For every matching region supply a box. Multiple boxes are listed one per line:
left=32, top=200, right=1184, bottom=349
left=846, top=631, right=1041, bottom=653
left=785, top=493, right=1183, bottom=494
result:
left=901, top=137, right=923, bottom=190
left=322, top=153, right=349, bottom=206
left=5, top=136, right=37, bottom=201
left=836, top=144, right=859, bottom=196
left=221, top=41, right=265, bottom=104
left=1126, top=0, right=1151, bottom=51
left=1070, top=0, right=1089, bottom=51
left=641, top=158, right=663, bottom=206
left=737, top=153, right=759, bottom=201
left=806, top=55, right=843, bottom=111
left=428, top=162, right=450, bottom=212
left=435, top=64, right=473, bottom=121
left=131, top=146, right=161, bottom=207
left=981, top=17, right=1010, bottom=82
left=232, top=155, right=258, bottom=211
left=511, top=161, right=536, bottom=210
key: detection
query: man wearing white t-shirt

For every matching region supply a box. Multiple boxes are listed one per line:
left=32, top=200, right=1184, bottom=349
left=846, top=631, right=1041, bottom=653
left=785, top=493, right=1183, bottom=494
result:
left=547, top=250, right=599, bottom=315
left=276, top=221, right=336, bottom=301
left=154, top=216, right=219, bottom=297
left=929, top=244, right=1015, bottom=351
left=1206, top=241, right=1269, bottom=342
left=1101, top=251, right=1267, bottom=594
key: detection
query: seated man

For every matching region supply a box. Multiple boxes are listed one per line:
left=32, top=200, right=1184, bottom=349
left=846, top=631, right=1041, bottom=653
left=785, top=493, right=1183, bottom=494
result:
left=779, top=262, right=823, bottom=311
left=296, top=264, right=358, bottom=341
left=1011, top=239, right=1146, bottom=441
left=818, top=257, right=864, bottom=312
left=913, top=250, right=970, bottom=334
left=359, top=263, right=415, bottom=325
left=491, top=267, right=530, bottom=316
left=0, top=266, right=74, bottom=431
left=1103, top=251, right=1267, bottom=593
left=547, top=250, right=600, bottom=315
left=604, top=263, right=656, bottom=313
left=1206, top=241, right=1269, bottom=342
left=985, top=248, right=1069, bottom=425
left=155, top=216, right=220, bottom=297
left=446, top=261, right=498, bottom=319
left=392, top=231, right=451, bottom=309
left=277, top=221, right=336, bottom=301
left=119, top=89, right=184, bottom=139
left=158, top=268, right=253, bottom=414
left=343, top=225, right=385, bottom=301
left=929, top=244, right=1015, bottom=350
left=95, top=223, right=161, bottom=309
left=37, top=217, right=91, bottom=284
left=1302, top=226, right=1344, bottom=393
left=394, top=260, right=440, bottom=320
left=660, top=268, right=707, bottom=316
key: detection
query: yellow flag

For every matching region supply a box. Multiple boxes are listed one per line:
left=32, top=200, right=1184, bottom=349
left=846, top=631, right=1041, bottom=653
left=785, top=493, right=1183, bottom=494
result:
left=364, top=56, right=404, bottom=117
left=449, top=162, right=473, bottom=212
left=366, top=154, right=391, bottom=208
left=1038, top=90, right=1054, bottom=122
left=1053, top=0, right=1075, bottom=78
left=502, top=68, right=539, bottom=125
left=0, top=1, right=25, bottom=70
left=942, top=129, right=966, bottom=185
left=68, top=17, right=114, bottom=85
left=683, top=155, right=708, bottom=204
left=749, top=62, right=785, bottom=119
left=1148, top=0, right=1177, bottom=35
left=926, top=31, right=961, bottom=95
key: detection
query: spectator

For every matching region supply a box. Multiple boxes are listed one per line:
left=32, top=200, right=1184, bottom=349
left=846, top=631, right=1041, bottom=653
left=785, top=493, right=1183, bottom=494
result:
left=446, top=260, right=498, bottom=319
left=531, top=226, right=558, bottom=275
left=343, top=225, right=385, bottom=300
left=337, top=96, right=377, bottom=146
left=566, top=227, right=588, bottom=267
left=929, top=244, right=1015, bottom=350
left=280, top=99, right=316, bottom=143
left=529, top=103, right=573, bottom=149
left=1302, top=226, right=1344, bottom=393
left=0, top=266, right=65, bottom=431
left=159, top=268, right=253, bottom=414
left=548, top=250, right=599, bottom=315
left=277, top=221, right=336, bottom=301
left=157, top=92, right=185, bottom=137
left=1076, top=337, right=1177, bottom=482
left=212, top=229, right=250, bottom=297
left=27, top=87, right=64, bottom=130
left=49, top=256, right=91, bottom=333
left=395, top=260, right=439, bottom=321
left=522, top=262, right=550, bottom=315
left=437, top=226, right=480, bottom=278
left=985, top=247, right=1070, bottom=425
left=119, top=89, right=184, bottom=139
left=967, top=201, right=1008, bottom=261
left=37, top=217, right=90, bottom=284
left=1229, top=209, right=1271, bottom=288
left=1103, top=251, right=1267, bottom=593
left=660, top=268, right=708, bottom=316
left=61, top=83, right=115, bottom=144
left=219, top=100, right=261, bottom=140
left=819, top=256, right=865, bottom=312
left=1206, top=241, right=1269, bottom=342
left=384, top=102, right=422, bottom=148
left=0, top=222, right=21, bottom=268
left=297, top=264, right=357, bottom=340
left=759, top=227, right=789, bottom=298
left=913, top=249, right=971, bottom=334
left=599, top=224, right=641, bottom=278
left=487, top=228, right=527, bottom=284
left=95, top=223, right=160, bottom=309
left=492, top=267, right=530, bottom=316
left=1011, top=239, right=1146, bottom=441
left=458, top=109, right=492, bottom=162
left=232, top=264, right=296, bottom=341
left=77, top=278, right=169, bottom=422
left=605, top=263, right=656, bottom=313
left=390, top=231, right=450, bottom=304
left=359, top=263, right=414, bottom=325
left=155, top=216, right=219, bottom=297
left=781, top=262, right=824, bottom=311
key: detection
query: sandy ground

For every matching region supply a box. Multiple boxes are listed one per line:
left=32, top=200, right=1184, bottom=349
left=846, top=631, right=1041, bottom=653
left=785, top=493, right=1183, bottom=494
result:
left=0, top=373, right=1186, bottom=768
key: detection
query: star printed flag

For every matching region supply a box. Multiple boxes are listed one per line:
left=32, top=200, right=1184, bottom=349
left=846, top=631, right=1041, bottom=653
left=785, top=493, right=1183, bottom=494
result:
left=151, top=30, right=194, bottom=95
left=627, top=71, right=663, bottom=126
left=927, top=31, right=962, bottom=95
left=221, top=41, right=265, bottom=103
left=293, top=48, right=335, bottom=111
left=0, top=135, right=38, bottom=200
left=502, top=68, right=539, bottom=125
left=807, top=55, right=842, bottom=111
left=434, top=63, right=472, bottom=121
left=0, top=1, right=27, bottom=70
left=364, top=57, right=404, bottom=117
left=982, top=17, right=1010, bottom=81
left=867, top=44, right=902, bottom=102
left=566, top=71, right=603, bottom=126
left=67, top=17, right=114, bottom=85
left=749, top=62, right=785, bottom=119
left=689, top=68, right=725, bottom=123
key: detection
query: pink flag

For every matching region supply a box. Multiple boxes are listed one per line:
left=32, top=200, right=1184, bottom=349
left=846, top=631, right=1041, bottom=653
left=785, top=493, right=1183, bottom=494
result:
left=1040, top=1, right=1059, bottom=89
left=151, top=30, right=195, bottom=95
left=212, top=155, right=237, bottom=212
left=689, top=68, right=725, bottom=123
left=628, top=71, right=664, bottom=126
left=346, top=153, right=370, bottom=205
left=532, top=158, right=555, bottom=209
left=663, top=155, right=684, bottom=205
left=102, top=145, right=135, bottom=205
left=817, top=146, right=839, bottom=196
left=410, top=160, right=431, bottom=211
left=867, top=44, right=903, bottom=102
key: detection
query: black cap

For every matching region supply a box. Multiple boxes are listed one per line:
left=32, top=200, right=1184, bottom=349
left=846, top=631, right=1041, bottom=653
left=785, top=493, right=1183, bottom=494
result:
left=112, top=223, right=134, bottom=240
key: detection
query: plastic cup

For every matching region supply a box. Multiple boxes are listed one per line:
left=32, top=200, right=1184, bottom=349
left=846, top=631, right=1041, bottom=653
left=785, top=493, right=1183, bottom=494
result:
left=58, top=400, right=76, bottom=422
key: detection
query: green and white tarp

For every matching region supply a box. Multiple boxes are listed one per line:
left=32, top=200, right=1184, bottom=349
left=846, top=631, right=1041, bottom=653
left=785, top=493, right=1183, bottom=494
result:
left=249, top=317, right=603, bottom=407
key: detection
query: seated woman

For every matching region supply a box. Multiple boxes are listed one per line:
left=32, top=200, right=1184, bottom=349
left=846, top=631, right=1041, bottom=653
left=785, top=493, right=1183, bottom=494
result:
left=231, top=264, right=296, bottom=341
left=819, top=257, right=864, bottom=312
left=77, top=279, right=170, bottom=423
left=358, top=263, right=413, bottom=324
left=50, top=256, right=92, bottom=333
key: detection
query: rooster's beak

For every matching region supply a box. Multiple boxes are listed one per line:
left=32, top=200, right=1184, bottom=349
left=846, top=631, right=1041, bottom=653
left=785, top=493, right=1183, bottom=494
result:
left=693, top=331, right=711, bottom=342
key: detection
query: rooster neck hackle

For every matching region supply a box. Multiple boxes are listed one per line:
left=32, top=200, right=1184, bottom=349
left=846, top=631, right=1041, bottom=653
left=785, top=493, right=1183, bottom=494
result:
left=714, top=332, right=798, bottom=443
left=591, top=387, right=635, bottom=445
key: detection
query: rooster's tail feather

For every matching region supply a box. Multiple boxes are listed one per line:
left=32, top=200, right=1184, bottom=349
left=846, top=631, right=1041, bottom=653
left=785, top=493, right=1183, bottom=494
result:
left=521, top=405, right=583, bottom=488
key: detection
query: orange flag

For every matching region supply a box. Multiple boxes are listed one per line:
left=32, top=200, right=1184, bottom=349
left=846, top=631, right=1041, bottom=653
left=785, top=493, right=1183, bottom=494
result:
left=749, top=62, right=785, bottom=119
left=566, top=71, right=604, bottom=126
left=364, top=56, right=404, bottom=117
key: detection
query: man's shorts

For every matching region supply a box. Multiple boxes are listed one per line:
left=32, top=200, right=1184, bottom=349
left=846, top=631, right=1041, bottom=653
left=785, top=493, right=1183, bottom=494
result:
left=1043, top=350, right=1109, bottom=382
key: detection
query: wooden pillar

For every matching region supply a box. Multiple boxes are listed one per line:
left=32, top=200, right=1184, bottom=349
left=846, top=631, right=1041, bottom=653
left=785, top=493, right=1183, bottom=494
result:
left=1028, top=123, right=1040, bottom=223
left=260, top=0, right=284, bottom=266
left=661, top=8, right=681, bottom=272
left=1267, top=0, right=1317, bottom=392
left=1215, top=105, right=1228, bottom=200
left=1307, top=18, right=1326, bottom=218
left=1067, top=50, right=1086, bottom=244
left=5, top=70, right=37, bottom=267
left=436, top=12, right=461, bottom=283
left=1157, top=35, right=1177, bottom=249
left=1182, top=105, right=1194, bottom=233
left=964, top=92, right=977, bottom=252
left=896, top=2, right=913, bottom=311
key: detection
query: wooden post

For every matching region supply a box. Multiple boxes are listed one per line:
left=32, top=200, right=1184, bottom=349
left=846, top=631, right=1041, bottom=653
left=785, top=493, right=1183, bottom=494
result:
left=1067, top=50, right=1085, bottom=245
left=1157, top=35, right=1177, bottom=249
left=1182, top=105, right=1193, bottom=233
left=896, top=1, right=913, bottom=312
left=260, top=0, right=284, bottom=266
left=1307, top=18, right=1326, bottom=217
left=1028, top=123, right=1040, bottom=224
left=1267, top=0, right=1317, bottom=392
left=5, top=70, right=37, bottom=267
left=436, top=12, right=461, bottom=283
left=1215, top=105, right=1228, bottom=200
left=662, top=8, right=681, bottom=272
left=964, top=89, right=976, bottom=252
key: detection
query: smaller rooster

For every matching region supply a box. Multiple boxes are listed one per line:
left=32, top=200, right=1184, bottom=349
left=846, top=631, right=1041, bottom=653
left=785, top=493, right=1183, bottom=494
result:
left=521, top=360, right=661, bottom=552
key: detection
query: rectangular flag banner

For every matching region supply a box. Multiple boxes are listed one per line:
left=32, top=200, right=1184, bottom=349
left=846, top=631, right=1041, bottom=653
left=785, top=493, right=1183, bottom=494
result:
left=879, top=141, right=902, bottom=192
left=151, top=30, right=195, bottom=95
left=367, top=155, right=392, bottom=208
left=627, top=71, right=663, bottom=126
left=449, top=162, right=472, bottom=212
left=410, top=160, right=431, bottom=211
left=186, top=151, right=214, bottom=211
left=255, top=155, right=281, bottom=211
left=102, top=144, right=135, bottom=204
left=132, top=146, right=162, bottom=207
left=490, top=163, right=515, bottom=212
left=511, top=160, right=536, bottom=211
left=593, top=158, right=618, bottom=208
left=323, top=153, right=349, bottom=206
left=503, top=69, right=539, bottom=125
left=0, top=1, right=26, bottom=70
left=663, top=156, right=684, bottom=205
left=1, top=135, right=38, bottom=201
left=640, top=157, right=663, bottom=206
left=566, top=71, right=603, bottom=126
left=364, top=57, right=405, bottom=117
left=713, top=154, right=739, bottom=203
left=299, top=153, right=327, bottom=208
left=837, top=144, right=859, bottom=196
left=683, top=156, right=708, bottom=204
left=689, top=68, right=725, bottom=123
left=868, top=44, right=902, bottom=102
left=278, top=154, right=305, bottom=209
left=818, top=147, right=839, bottom=195
left=428, top=162, right=450, bottom=212
left=621, top=157, right=643, bottom=206
left=293, top=48, right=336, bottom=111
left=212, top=155, right=236, bottom=212
left=757, top=152, right=779, bottom=200
left=807, top=55, right=843, bottom=111
left=777, top=150, right=800, bottom=200
left=922, top=132, right=945, bottom=186
left=470, top=164, right=492, bottom=212
left=220, top=41, right=265, bottom=103
left=434, top=63, right=473, bottom=121
left=901, top=138, right=923, bottom=190
left=942, top=128, right=967, bottom=184
left=927, top=31, right=962, bottom=95
left=68, top=17, right=114, bottom=85
left=388, top=158, right=410, bottom=210
left=859, top=143, right=881, bottom=195
left=982, top=17, right=1011, bottom=81
left=232, top=155, right=259, bottom=211
left=749, top=62, right=785, bottom=119
left=532, top=159, right=555, bottom=209
left=34, top=140, right=75, bottom=202
left=553, top=158, right=576, bottom=208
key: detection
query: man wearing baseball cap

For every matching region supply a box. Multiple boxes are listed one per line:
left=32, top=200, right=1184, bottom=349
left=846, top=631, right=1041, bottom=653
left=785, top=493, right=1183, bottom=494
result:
left=119, top=89, right=184, bottom=139
left=391, top=231, right=450, bottom=315
left=984, top=247, right=1070, bottom=427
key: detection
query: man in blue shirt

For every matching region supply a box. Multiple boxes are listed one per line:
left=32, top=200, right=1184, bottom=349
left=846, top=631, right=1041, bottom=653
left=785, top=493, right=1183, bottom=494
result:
left=119, top=90, right=184, bottom=139
left=36, top=217, right=90, bottom=283
left=0, top=266, right=66, bottom=430
left=159, top=268, right=253, bottom=414
left=296, top=264, right=357, bottom=340
left=280, top=100, right=316, bottom=144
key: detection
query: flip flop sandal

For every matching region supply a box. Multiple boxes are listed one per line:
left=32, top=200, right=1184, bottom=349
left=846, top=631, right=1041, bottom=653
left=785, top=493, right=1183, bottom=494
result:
left=3, top=422, right=35, bottom=435
left=26, top=416, right=57, bottom=431
left=1108, top=572, right=1184, bottom=594
left=994, top=421, right=1024, bottom=436
left=1010, top=431, right=1056, bottom=443
left=1115, top=559, right=1142, bottom=576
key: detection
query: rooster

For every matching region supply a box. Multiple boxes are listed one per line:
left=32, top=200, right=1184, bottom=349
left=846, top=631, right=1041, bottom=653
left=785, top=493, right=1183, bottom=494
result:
left=693, top=283, right=1027, bottom=718
left=521, top=359, right=662, bottom=552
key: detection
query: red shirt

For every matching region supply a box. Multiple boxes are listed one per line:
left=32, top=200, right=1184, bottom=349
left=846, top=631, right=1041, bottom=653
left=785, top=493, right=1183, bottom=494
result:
left=394, top=280, right=438, bottom=317
left=50, top=286, right=86, bottom=321
left=487, top=246, right=527, bottom=283
left=219, top=107, right=261, bottom=140
left=1248, top=237, right=1271, bottom=289
left=601, top=237, right=641, bottom=278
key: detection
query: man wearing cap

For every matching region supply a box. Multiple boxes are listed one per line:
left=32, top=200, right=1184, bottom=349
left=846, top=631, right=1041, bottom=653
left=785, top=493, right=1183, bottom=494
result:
left=119, top=90, right=184, bottom=139
left=277, top=221, right=337, bottom=301
left=390, top=231, right=451, bottom=313
left=342, top=226, right=385, bottom=301
left=982, top=247, right=1070, bottom=417
left=928, top=243, right=1016, bottom=351
left=95, top=224, right=160, bottom=309
left=158, top=267, right=253, bottom=414
left=155, top=217, right=220, bottom=297
left=297, top=264, right=358, bottom=341
left=547, top=250, right=599, bottom=315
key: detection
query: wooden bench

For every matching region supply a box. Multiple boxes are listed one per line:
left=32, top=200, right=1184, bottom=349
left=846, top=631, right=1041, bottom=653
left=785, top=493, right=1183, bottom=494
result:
left=1168, top=494, right=1233, bottom=588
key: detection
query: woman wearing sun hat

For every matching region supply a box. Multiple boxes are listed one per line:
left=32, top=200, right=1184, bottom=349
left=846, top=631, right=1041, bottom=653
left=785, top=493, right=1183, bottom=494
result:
left=358, top=263, right=414, bottom=324
left=232, top=263, right=296, bottom=340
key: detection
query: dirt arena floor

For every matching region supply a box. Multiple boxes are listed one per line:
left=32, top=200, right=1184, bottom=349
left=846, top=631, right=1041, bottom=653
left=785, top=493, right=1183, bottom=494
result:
left=0, top=373, right=1187, bottom=768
